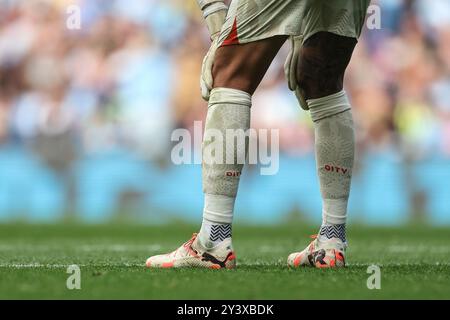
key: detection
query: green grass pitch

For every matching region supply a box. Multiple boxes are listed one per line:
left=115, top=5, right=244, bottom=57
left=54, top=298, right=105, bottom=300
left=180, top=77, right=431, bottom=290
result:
left=0, top=223, right=449, bottom=299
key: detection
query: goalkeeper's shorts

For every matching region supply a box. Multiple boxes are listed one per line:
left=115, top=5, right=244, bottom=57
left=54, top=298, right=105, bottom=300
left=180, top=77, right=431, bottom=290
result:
left=218, top=0, right=371, bottom=46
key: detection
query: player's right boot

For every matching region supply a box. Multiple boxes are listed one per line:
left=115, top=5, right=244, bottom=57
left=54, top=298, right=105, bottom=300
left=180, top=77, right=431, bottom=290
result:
left=145, top=233, right=236, bottom=269
left=287, top=235, right=346, bottom=268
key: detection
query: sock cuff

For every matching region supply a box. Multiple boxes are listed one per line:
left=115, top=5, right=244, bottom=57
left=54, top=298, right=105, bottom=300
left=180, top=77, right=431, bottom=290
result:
left=209, top=87, right=252, bottom=108
left=203, top=193, right=235, bottom=224
left=322, top=199, right=348, bottom=225
left=307, top=90, right=351, bottom=122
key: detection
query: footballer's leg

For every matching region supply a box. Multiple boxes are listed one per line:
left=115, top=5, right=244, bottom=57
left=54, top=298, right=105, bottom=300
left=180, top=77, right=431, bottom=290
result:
left=198, top=35, right=287, bottom=248
left=146, top=37, right=287, bottom=270
left=288, top=33, right=358, bottom=268
left=287, top=0, right=370, bottom=269
left=196, top=0, right=297, bottom=257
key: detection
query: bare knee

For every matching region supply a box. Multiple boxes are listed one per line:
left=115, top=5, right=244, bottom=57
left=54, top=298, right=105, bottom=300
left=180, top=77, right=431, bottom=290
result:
left=212, top=36, right=287, bottom=95
left=296, top=32, right=357, bottom=100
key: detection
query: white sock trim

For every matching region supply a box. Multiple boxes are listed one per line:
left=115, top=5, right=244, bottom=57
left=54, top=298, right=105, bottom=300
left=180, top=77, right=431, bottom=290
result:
left=307, top=90, right=351, bottom=122
left=322, top=199, right=348, bottom=225
left=209, top=87, right=252, bottom=108
left=203, top=193, right=235, bottom=224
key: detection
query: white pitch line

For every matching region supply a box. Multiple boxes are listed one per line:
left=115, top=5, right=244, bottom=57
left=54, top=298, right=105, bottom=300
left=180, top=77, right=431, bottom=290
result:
left=78, top=244, right=162, bottom=252
left=0, top=262, right=449, bottom=269
left=0, top=263, right=145, bottom=269
left=0, top=244, right=163, bottom=252
left=387, top=245, right=450, bottom=254
left=2, top=244, right=450, bottom=253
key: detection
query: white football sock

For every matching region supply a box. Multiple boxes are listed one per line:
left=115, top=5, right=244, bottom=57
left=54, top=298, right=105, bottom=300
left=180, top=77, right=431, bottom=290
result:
left=307, top=90, right=355, bottom=243
left=199, top=88, right=251, bottom=248
left=199, top=194, right=235, bottom=248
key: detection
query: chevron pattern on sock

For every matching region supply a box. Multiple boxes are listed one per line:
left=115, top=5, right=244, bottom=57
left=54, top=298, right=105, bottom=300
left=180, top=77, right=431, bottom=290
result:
left=319, top=224, right=346, bottom=242
left=210, top=224, right=232, bottom=242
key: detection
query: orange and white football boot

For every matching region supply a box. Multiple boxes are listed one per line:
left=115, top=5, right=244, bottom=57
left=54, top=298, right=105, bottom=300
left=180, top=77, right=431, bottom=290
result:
left=287, top=235, right=346, bottom=268
left=145, top=233, right=236, bottom=269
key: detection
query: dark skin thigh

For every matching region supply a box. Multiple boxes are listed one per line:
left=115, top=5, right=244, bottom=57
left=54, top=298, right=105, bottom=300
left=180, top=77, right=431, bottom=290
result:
left=212, top=32, right=358, bottom=100
left=212, top=35, right=288, bottom=95
left=296, top=32, right=357, bottom=99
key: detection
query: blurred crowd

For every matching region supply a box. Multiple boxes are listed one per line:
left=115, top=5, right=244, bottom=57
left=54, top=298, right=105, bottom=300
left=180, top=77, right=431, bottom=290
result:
left=0, top=0, right=449, bottom=167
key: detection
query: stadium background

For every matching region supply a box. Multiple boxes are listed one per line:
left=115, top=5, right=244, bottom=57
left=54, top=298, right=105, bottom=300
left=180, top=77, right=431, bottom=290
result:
left=0, top=0, right=449, bottom=225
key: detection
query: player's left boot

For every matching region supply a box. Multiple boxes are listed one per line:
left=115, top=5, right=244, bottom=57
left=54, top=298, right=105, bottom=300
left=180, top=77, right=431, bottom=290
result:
left=287, top=235, right=346, bottom=268
left=145, top=233, right=236, bottom=269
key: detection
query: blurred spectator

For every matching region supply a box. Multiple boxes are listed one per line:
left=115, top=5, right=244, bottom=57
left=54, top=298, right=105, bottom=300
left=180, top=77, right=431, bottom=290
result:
left=0, top=0, right=449, bottom=221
